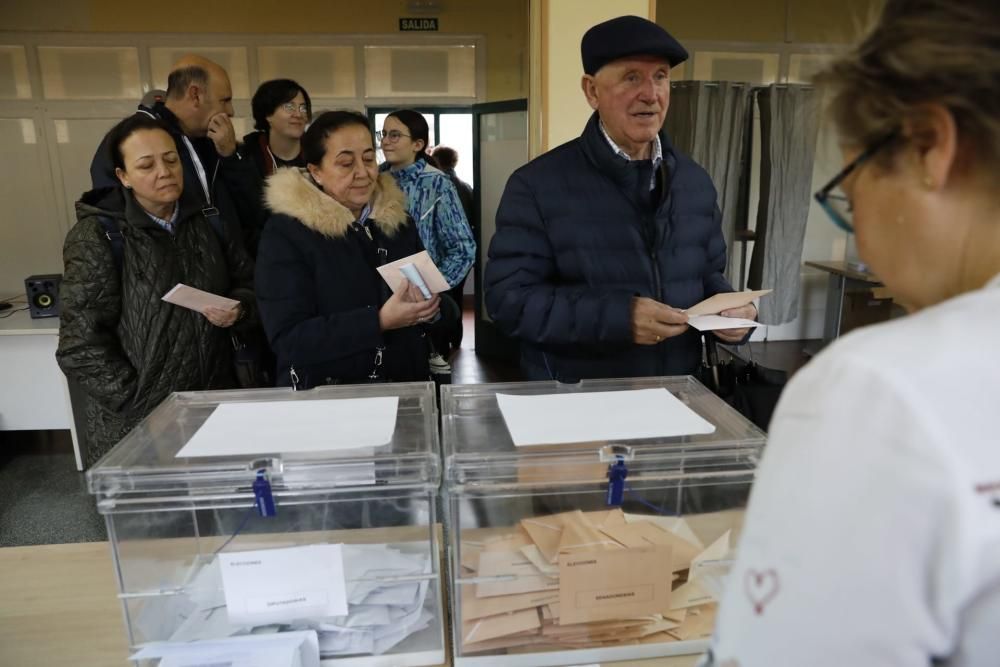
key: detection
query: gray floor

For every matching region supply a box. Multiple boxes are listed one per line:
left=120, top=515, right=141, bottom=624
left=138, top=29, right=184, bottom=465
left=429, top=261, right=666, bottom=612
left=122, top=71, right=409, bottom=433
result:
left=0, top=429, right=106, bottom=546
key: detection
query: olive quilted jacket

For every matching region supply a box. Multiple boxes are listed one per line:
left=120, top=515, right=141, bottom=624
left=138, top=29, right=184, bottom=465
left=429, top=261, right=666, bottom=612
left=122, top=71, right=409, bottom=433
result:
left=56, top=186, right=256, bottom=466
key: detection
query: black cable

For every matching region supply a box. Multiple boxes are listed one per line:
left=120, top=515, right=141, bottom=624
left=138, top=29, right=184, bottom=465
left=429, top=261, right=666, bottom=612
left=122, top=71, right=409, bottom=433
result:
left=0, top=306, right=30, bottom=319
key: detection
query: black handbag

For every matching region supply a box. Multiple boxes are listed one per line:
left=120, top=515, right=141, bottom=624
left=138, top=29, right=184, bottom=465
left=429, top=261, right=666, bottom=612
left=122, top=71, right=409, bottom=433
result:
left=700, top=334, right=788, bottom=432
left=231, top=327, right=274, bottom=389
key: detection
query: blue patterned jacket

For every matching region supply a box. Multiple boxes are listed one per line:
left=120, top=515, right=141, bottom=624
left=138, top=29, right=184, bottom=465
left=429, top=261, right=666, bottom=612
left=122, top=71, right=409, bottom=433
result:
left=382, top=159, right=476, bottom=288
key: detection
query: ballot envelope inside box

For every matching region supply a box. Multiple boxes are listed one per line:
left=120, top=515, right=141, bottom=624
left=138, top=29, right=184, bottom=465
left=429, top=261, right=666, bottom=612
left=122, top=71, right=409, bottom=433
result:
left=440, top=376, right=766, bottom=666
left=86, top=382, right=446, bottom=667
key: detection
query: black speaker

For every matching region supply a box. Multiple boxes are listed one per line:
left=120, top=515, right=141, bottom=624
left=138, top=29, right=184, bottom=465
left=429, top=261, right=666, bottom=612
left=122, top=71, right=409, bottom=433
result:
left=25, top=274, right=62, bottom=319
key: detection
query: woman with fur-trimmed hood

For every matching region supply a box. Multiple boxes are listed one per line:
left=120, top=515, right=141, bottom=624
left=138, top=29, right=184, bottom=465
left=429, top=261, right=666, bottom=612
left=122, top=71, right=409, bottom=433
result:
left=256, top=111, right=440, bottom=389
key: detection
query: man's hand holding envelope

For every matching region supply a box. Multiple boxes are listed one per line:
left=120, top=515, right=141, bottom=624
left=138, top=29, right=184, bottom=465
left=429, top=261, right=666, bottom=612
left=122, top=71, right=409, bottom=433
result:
left=686, top=289, right=770, bottom=343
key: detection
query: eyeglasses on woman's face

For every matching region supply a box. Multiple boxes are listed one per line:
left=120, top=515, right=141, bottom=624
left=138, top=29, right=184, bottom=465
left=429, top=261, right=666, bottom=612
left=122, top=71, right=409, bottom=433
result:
left=814, top=131, right=899, bottom=234
left=281, top=102, right=309, bottom=115
left=376, top=129, right=411, bottom=144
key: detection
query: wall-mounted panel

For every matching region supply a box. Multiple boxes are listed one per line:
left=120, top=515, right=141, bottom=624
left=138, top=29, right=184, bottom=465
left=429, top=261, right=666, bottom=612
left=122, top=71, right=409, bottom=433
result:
left=39, top=46, right=141, bottom=100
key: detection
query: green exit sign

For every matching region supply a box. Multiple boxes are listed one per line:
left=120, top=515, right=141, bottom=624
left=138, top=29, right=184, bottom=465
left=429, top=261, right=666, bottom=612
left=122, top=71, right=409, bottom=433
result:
left=399, top=17, right=439, bottom=31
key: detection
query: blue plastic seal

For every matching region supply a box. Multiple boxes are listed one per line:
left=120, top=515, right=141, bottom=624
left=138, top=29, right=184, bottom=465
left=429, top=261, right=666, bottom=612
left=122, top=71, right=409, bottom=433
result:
left=252, top=469, right=276, bottom=517
left=606, top=455, right=628, bottom=506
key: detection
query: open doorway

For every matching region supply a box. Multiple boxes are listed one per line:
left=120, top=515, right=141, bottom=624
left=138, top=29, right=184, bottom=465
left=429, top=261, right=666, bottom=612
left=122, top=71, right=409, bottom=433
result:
left=367, top=107, right=475, bottom=189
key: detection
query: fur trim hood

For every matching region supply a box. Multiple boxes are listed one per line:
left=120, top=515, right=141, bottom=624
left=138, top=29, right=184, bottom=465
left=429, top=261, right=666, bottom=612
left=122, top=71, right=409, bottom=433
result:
left=264, top=167, right=408, bottom=239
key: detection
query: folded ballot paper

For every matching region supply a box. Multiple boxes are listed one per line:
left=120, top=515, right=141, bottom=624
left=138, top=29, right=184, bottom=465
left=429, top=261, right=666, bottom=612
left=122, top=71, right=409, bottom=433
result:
left=162, top=283, right=240, bottom=313
left=458, top=508, right=735, bottom=654
left=685, top=289, right=771, bottom=332
left=376, top=251, right=450, bottom=297
left=166, top=543, right=435, bottom=659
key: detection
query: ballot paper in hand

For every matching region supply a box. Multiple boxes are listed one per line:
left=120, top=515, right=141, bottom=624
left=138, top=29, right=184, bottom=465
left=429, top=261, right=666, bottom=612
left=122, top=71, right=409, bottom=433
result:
left=162, top=283, right=240, bottom=313
left=218, top=545, right=348, bottom=626
left=496, top=388, right=715, bottom=447
left=376, top=250, right=450, bottom=296
left=687, top=314, right=761, bottom=332
left=685, top=289, right=771, bottom=317
left=131, top=631, right=320, bottom=667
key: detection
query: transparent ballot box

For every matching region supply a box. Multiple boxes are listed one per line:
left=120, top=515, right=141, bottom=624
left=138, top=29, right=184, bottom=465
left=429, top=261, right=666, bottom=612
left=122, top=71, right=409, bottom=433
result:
left=441, top=376, right=766, bottom=666
left=87, top=383, right=445, bottom=666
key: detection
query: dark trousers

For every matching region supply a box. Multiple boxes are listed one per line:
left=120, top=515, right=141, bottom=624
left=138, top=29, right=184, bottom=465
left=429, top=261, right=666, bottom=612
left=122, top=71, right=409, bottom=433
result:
left=426, top=277, right=467, bottom=358
left=445, top=280, right=467, bottom=350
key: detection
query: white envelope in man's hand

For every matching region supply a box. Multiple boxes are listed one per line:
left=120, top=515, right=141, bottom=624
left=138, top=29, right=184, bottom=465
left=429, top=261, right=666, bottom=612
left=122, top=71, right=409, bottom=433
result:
left=376, top=251, right=450, bottom=295
left=687, top=315, right=761, bottom=332
left=685, top=289, right=771, bottom=317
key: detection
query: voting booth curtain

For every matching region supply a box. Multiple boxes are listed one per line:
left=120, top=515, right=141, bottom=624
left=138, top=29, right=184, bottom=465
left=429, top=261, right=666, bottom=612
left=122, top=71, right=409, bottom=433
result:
left=666, top=82, right=821, bottom=326
left=748, top=85, right=821, bottom=325
left=664, top=81, right=753, bottom=286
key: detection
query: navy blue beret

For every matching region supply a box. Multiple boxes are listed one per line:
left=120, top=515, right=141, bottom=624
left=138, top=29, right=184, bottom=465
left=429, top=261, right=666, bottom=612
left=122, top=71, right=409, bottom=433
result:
left=581, top=15, right=688, bottom=75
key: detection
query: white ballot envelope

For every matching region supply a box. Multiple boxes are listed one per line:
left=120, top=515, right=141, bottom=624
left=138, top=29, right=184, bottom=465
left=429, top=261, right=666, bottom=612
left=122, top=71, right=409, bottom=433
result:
left=685, top=289, right=771, bottom=317
left=687, top=314, right=761, bottom=332
left=162, top=283, right=239, bottom=313
left=376, top=251, right=450, bottom=296
left=218, top=545, right=348, bottom=626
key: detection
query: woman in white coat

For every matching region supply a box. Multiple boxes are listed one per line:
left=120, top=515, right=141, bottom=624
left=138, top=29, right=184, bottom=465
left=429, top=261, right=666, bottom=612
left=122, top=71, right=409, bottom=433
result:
left=707, top=1, right=1000, bottom=665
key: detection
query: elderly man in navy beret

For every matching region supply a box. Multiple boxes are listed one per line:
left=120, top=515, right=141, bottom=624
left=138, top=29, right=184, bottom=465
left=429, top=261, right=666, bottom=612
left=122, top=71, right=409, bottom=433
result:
left=484, top=15, right=756, bottom=382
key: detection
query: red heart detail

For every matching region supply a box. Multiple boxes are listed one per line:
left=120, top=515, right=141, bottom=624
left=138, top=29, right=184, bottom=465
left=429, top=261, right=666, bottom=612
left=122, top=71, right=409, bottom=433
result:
left=744, top=568, right=780, bottom=615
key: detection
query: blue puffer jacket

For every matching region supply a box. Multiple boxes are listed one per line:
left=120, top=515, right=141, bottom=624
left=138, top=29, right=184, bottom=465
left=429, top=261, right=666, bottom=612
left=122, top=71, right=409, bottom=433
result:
left=484, top=112, right=733, bottom=382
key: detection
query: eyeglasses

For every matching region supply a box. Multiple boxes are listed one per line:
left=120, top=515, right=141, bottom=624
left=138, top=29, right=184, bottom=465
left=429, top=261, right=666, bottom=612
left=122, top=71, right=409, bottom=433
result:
left=814, top=131, right=898, bottom=233
left=281, top=102, right=309, bottom=115
left=376, top=129, right=411, bottom=144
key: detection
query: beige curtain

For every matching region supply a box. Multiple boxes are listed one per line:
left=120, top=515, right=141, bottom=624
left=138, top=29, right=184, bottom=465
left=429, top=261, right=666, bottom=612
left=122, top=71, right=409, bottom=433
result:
left=748, top=85, right=821, bottom=325
left=663, top=81, right=754, bottom=284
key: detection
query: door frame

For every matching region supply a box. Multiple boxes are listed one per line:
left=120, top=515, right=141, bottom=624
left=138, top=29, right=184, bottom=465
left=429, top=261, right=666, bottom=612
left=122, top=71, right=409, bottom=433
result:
left=470, top=99, right=528, bottom=363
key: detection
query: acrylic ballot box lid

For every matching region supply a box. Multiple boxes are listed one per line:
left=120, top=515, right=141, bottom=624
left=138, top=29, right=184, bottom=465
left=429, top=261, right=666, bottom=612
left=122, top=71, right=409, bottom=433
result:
left=87, top=382, right=440, bottom=508
left=441, top=375, right=766, bottom=487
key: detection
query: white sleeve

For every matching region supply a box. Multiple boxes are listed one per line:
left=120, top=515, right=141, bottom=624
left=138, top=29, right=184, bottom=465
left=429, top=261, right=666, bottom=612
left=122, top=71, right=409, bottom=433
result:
left=708, top=352, right=964, bottom=667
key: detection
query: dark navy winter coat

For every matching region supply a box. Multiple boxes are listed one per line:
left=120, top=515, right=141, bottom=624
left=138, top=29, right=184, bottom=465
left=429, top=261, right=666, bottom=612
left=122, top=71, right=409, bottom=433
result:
left=256, top=168, right=429, bottom=388
left=484, top=112, right=734, bottom=381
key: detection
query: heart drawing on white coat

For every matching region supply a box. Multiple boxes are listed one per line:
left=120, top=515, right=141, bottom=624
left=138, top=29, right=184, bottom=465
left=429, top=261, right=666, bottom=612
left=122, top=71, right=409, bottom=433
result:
left=744, top=569, right=780, bottom=615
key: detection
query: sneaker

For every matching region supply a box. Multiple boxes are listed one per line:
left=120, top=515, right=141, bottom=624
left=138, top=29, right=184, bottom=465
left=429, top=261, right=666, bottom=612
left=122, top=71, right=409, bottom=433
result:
left=428, top=352, right=451, bottom=375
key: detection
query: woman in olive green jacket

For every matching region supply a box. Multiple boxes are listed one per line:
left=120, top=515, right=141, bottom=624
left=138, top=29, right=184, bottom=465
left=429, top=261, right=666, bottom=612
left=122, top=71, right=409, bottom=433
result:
left=57, top=115, right=256, bottom=466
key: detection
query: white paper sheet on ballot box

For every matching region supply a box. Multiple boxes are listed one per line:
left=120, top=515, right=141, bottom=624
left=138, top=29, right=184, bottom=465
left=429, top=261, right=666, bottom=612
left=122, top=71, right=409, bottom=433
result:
left=496, top=388, right=715, bottom=447
left=176, top=397, right=398, bottom=458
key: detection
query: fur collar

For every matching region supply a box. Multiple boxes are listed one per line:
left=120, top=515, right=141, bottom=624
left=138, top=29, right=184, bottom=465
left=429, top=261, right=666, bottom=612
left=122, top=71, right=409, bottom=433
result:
left=265, top=168, right=408, bottom=239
